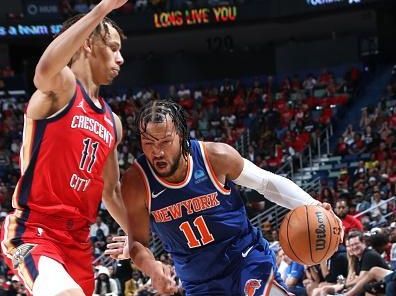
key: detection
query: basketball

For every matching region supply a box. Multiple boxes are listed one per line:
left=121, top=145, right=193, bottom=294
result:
left=279, top=205, right=341, bottom=266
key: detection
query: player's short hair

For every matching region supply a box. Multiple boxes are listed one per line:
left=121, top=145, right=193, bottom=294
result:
left=136, top=100, right=191, bottom=158
left=56, top=14, right=126, bottom=65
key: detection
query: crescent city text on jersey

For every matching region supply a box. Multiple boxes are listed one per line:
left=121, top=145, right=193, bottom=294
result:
left=71, top=115, right=114, bottom=147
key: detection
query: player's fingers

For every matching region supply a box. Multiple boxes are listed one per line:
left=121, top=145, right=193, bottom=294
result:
left=321, top=202, right=332, bottom=211
left=162, top=264, right=172, bottom=278
left=106, top=242, right=125, bottom=249
left=112, top=236, right=127, bottom=242
left=104, top=249, right=121, bottom=255
left=334, top=215, right=344, bottom=242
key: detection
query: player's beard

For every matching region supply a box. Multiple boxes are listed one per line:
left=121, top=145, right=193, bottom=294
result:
left=152, top=149, right=183, bottom=178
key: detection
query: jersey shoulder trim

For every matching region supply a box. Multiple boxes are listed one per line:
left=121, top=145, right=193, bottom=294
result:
left=199, top=141, right=231, bottom=195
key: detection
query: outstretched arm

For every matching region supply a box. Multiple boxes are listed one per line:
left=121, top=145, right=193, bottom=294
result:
left=34, top=0, right=127, bottom=93
left=344, top=267, right=392, bottom=296
left=204, top=142, right=320, bottom=209
left=234, top=158, right=320, bottom=209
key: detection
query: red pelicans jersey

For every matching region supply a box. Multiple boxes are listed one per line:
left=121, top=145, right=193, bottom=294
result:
left=13, top=80, right=117, bottom=223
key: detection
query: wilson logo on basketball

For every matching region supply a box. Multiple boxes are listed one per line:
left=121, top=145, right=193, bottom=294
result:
left=315, top=211, right=326, bottom=251
left=244, top=279, right=262, bottom=296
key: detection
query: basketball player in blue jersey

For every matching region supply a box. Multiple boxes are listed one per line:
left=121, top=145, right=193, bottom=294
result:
left=106, top=100, right=342, bottom=295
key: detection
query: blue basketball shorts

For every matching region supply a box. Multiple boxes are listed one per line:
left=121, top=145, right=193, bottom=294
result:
left=182, top=242, right=292, bottom=296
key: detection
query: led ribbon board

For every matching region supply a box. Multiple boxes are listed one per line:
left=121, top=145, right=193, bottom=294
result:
left=306, top=0, right=362, bottom=6
left=153, top=6, right=237, bottom=29
left=0, top=24, right=62, bottom=38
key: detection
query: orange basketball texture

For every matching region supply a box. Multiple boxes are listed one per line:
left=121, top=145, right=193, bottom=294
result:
left=279, top=205, right=341, bottom=266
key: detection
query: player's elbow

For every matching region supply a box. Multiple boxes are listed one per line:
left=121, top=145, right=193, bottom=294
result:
left=33, top=64, right=51, bottom=91
left=33, top=71, right=44, bottom=90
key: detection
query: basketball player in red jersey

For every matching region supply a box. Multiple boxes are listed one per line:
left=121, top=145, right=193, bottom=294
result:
left=0, top=1, right=134, bottom=295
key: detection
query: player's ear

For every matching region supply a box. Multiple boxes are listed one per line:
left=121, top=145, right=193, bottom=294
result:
left=83, top=38, right=93, bottom=54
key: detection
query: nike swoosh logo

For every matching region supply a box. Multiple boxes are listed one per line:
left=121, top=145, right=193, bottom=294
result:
left=242, top=245, right=254, bottom=258
left=151, top=189, right=166, bottom=199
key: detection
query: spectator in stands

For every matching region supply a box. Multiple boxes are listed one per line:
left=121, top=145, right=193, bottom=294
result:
left=246, top=144, right=256, bottom=162
left=355, top=191, right=371, bottom=213
left=388, top=224, right=396, bottom=270
left=338, top=267, right=395, bottom=296
left=93, top=266, right=119, bottom=296
left=334, top=199, right=363, bottom=235
left=359, top=107, right=372, bottom=129
left=90, top=215, right=110, bottom=239
left=319, top=187, right=336, bottom=205
left=302, top=74, right=317, bottom=96
left=107, top=265, right=121, bottom=295
left=282, top=254, right=307, bottom=296
left=362, top=125, right=378, bottom=152
left=342, top=124, right=355, bottom=146
left=367, top=229, right=390, bottom=259
left=124, top=270, right=144, bottom=295
left=305, top=244, right=349, bottom=296
left=319, top=244, right=348, bottom=284
left=369, top=189, right=388, bottom=225
left=93, top=228, right=107, bottom=253
left=333, top=231, right=390, bottom=294
left=314, top=237, right=357, bottom=295
left=348, top=133, right=366, bottom=155
left=335, top=137, right=348, bottom=156
left=6, top=276, right=22, bottom=295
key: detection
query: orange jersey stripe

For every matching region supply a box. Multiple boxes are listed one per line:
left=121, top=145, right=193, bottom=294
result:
left=200, top=142, right=231, bottom=195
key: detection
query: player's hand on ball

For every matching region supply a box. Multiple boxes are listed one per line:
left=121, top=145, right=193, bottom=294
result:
left=104, top=236, right=130, bottom=260
left=150, top=261, right=178, bottom=295
left=317, top=202, right=344, bottom=242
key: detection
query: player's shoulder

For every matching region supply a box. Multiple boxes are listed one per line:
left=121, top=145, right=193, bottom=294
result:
left=201, top=141, right=243, bottom=179
left=202, top=141, right=238, bottom=160
left=122, top=162, right=143, bottom=186
left=121, top=162, right=148, bottom=208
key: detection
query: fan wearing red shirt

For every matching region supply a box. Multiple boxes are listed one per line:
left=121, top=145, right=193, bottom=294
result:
left=334, top=199, right=364, bottom=235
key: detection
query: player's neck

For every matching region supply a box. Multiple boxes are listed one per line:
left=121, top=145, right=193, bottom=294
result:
left=163, top=156, right=188, bottom=184
left=72, top=64, right=101, bottom=105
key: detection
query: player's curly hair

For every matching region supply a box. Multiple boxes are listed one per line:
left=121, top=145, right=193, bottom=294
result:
left=56, top=14, right=126, bottom=65
left=136, top=100, right=191, bottom=159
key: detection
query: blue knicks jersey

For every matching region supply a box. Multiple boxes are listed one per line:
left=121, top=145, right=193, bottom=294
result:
left=135, top=140, right=267, bottom=282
